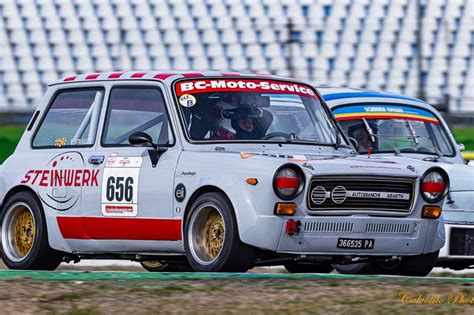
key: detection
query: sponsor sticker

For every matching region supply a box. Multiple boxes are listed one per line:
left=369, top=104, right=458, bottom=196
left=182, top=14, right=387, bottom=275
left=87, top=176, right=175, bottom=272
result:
left=55, top=137, right=67, bottom=147
left=101, top=156, right=142, bottom=217
left=333, top=105, right=440, bottom=124
left=175, top=79, right=318, bottom=99
left=179, top=94, right=197, bottom=107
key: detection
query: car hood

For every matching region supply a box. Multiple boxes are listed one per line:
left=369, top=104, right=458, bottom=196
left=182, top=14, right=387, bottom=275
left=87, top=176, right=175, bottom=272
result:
left=237, top=150, right=421, bottom=178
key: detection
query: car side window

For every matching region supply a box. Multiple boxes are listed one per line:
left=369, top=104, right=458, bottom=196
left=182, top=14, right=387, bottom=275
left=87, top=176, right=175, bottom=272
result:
left=33, top=88, right=104, bottom=148
left=102, top=86, right=174, bottom=146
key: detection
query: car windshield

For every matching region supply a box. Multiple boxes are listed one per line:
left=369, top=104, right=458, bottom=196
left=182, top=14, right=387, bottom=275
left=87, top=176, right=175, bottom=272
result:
left=175, top=78, right=344, bottom=146
left=334, top=104, right=454, bottom=156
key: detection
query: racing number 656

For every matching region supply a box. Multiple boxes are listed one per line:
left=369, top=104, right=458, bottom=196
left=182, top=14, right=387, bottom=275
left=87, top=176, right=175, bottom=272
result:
left=106, top=176, right=134, bottom=202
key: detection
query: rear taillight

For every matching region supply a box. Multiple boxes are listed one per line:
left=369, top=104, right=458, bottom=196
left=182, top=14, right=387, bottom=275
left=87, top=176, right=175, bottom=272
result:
left=273, top=164, right=304, bottom=200
left=421, top=168, right=449, bottom=203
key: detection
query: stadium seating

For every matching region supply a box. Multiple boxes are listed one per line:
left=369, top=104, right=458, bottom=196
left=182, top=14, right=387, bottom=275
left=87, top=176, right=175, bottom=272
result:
left=0, top=0, right=473, bottom=113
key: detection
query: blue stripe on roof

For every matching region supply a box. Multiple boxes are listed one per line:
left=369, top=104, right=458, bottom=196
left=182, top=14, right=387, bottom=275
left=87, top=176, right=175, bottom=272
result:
left=322, top=92, right=425, bottom=104
left=332, top=105, right=436, bottom=118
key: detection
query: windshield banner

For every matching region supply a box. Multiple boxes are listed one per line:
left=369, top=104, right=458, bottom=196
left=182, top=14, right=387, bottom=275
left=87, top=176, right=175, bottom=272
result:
left=333, top=105, right=440, bottom=124
left=175, top=79, right=318, bottom=99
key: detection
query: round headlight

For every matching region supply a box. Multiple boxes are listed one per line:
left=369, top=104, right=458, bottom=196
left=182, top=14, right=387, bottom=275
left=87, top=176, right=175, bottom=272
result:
left=421, top=168, right=449, bottom=203
left=273, top=164, right=305, bottom=200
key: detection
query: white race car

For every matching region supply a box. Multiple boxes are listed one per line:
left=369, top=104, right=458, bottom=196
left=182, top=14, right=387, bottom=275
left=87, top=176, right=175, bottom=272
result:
left=322, top=87, right=474, bottom=272
left=0, top=72, right=449, bottom=275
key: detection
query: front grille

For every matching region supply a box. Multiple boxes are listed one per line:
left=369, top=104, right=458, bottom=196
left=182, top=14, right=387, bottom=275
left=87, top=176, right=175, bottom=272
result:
left=307, top=176, right=414, bottom=212
left=303, top=221, right=353, bottom=233
left=450, top=228, right=474, bottom=256
left=365, top=223, right=412, bottom=234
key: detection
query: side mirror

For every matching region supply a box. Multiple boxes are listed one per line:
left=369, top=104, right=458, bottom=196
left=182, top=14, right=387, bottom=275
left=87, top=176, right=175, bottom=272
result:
left=129, top=131, right=156, bottom=149
left=348, top=137, right=359, bottom=151
left=129, top=131, right=167, bottom=168
left=458, top=143, right=465, bottom=152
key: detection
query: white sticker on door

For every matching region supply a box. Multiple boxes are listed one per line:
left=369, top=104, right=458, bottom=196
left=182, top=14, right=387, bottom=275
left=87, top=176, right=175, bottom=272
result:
left=101, top=156, right=142, bottom=217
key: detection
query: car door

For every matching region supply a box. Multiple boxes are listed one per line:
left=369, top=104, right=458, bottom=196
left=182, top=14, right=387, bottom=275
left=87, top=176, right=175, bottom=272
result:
left=69, top=82, right=182, bottom=252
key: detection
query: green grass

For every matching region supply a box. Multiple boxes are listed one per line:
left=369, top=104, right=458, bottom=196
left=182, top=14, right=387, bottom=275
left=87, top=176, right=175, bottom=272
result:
left=0, top=125, right=25, bottom=164
left=452, top=126, right=474, bottom=151
left=0, top=125, right=473, bottom=164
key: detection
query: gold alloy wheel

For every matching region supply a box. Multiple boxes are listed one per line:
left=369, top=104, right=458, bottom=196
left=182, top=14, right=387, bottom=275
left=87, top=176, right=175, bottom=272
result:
left=13, top=208, right=35, bottom=257
left=2, top=203, right=36, bottom=262
left=203, top=212, right=225, bottom=260
left=189, top=205, right=226, bottom=265
left=141, top=261, right=163, bottom=269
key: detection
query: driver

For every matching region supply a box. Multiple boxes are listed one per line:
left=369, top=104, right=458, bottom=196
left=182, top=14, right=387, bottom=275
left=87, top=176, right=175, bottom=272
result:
left=348, top=122, right=378, bottom=152
left=222, top=94, right=273, bottom=140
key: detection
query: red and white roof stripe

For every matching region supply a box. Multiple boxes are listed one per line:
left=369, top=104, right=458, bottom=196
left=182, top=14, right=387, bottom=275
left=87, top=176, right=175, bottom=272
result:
left=51, top=71, right=303, bottom=86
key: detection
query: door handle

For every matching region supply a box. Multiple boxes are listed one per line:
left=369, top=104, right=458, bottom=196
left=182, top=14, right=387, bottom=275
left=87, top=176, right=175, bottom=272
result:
left=88, top=155, right=105, bottom=165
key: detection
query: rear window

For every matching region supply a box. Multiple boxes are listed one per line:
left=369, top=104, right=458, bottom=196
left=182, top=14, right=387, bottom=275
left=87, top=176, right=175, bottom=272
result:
left=33, top=88, right=104, bottom=148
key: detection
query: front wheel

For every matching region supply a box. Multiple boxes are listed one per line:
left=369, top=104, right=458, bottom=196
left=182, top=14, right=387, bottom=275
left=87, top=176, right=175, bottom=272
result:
left=285, top=262, right=334, bottom=273
left=1, top=192, right=63, bottom=270
left=399, top=251, right=439, bottom=276
left=184, top=192, right=256, bottom=272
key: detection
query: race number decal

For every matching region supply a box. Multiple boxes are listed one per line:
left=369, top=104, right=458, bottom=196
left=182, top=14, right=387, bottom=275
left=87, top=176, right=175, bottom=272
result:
left=101, top=156, right=142, bottom=217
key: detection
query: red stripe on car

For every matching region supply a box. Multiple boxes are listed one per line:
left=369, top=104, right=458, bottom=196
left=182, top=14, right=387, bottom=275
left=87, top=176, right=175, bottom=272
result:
left=64, top=76, right=77, bottom=81
left=219, top=72, right=241, bottom=76
left=85, top=73, right=100, bottom=80
left=182, top=73, right=204, bottom=78
left=153, top=73, right=177, bottom=79
left=57, top=217, right=182, bottom=240
left=131, top=72, right=146, bottom=78
left=108, top=72, right=124, bottom=79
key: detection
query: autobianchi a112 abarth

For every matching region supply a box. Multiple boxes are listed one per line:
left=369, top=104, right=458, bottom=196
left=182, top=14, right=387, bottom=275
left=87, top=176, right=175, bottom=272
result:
left=0, top=71, right=449, bottom=275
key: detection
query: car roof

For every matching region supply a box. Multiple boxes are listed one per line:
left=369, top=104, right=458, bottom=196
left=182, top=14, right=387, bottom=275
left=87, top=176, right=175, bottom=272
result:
left=50, top=71, right=304, bottom=86
left=319, top=86, right=433, bottom=110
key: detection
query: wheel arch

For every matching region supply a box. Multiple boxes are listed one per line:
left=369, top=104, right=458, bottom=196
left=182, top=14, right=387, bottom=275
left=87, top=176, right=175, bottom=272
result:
left=182, top=185, right=237, bottom=236
left=1, top=185, right=39, bottom=214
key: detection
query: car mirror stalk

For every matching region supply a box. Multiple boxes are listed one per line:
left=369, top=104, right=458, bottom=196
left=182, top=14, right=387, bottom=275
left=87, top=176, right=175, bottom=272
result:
left=129, top=131, right=167, bottom=167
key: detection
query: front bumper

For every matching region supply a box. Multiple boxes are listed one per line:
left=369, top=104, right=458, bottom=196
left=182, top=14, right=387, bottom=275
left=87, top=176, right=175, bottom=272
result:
left=438, top=223, right=474, bottom=260
left=276, top=215, right=444, bottom=256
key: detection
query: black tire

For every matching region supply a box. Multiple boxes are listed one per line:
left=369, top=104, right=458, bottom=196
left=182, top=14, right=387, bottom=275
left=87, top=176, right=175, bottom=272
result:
left=371, top=259, right=401, bottom=275
left=399, top=251, right=439, bottom=277
left=1, top=192, right=63, bottom=270
left=141, top=260, right=193, bottom=272
left=184, top=192, right=256, bottom=272
left=334, top=262, right=375, bottom=275
left=285, top=262, right=334, bottom=273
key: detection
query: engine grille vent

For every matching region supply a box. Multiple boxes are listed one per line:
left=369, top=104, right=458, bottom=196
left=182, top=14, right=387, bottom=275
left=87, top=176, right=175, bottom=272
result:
left=365, top=223, right=412, bottom=234
left=303, top=221, right=353, bottom=233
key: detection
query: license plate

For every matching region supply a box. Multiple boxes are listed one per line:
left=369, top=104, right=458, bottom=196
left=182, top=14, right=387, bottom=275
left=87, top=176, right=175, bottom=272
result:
left=337, top=238, right=374, bottom=249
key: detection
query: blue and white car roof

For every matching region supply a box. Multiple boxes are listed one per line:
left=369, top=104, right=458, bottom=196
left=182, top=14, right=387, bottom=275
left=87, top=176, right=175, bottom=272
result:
left=319, top=87, right=429, bottom=109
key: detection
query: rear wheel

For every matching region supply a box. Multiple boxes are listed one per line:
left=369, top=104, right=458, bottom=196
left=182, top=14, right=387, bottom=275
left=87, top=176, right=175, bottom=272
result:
left=1, top=192, right=63, bottom=270
left=184, top=192, right=256, bottom=272
left=399, top=251, right=439, bottom=276
left=285, top=262, right=334, bottom=273
left=141, top=259, right=193, bottom=272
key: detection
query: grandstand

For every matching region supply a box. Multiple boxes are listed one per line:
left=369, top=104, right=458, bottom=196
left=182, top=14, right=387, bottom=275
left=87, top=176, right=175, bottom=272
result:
left=1, top=0, right=473, bottom=114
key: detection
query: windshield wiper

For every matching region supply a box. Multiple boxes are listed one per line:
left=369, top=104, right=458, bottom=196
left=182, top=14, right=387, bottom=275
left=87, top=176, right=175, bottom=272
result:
left=405, top=120, right=419, bottom=145
left=361, top=118, right=376, bottom=143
